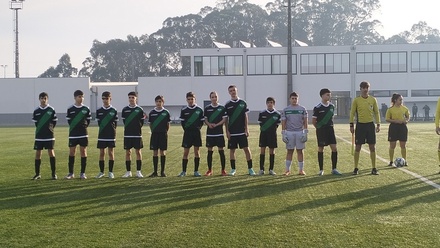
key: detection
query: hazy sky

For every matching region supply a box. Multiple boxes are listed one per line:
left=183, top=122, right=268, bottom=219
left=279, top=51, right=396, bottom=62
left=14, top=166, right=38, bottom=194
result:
left=0, top=0, right=439, bottom=78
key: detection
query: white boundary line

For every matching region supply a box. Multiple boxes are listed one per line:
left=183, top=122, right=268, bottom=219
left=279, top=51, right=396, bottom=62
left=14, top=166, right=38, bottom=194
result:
left=336, top=135, right=440, bottom=190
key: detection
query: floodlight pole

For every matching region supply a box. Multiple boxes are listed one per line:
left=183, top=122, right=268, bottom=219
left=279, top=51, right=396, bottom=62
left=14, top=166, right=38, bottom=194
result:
left=10, top=0, right=24, bottom=78
left=287, top=0, right=293, bottom=101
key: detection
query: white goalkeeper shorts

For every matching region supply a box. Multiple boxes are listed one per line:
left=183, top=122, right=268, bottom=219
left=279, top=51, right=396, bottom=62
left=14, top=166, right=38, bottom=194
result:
left=285, top=130, right=305, bottom=150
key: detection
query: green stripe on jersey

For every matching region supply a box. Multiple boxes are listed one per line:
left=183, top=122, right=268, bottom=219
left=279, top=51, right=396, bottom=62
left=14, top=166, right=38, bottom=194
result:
left=260, top=116, right=278, bottom=132
left=99, top=109, right=116, bottom=134
left=36, top=109, right=53, bottom=135
left=124, top=108, right=142, bottom=127
left=184, top=109, right=202, bottom=129
left=229, top=103, right=245, bottom=127
left=316, top=106, right=334, bottom=129
left=208, top=107, right=224, bottom=123
left=69, top=108, right=88, bottom=132
left=151, top=112, right=168, bottom=132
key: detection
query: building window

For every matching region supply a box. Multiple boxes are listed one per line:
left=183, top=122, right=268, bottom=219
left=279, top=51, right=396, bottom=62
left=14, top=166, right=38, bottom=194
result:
left=301, top=53, right=349, bottom=74
left=411, top=51, right=439, bottom=72
left=194, top=56, right=243, bottom=76
left=412, top=89, right=440, bottom=97
left=355, top=90, right=408, bottom=97
left=247, top=54, right=297, bottom=75
left=357, top=52, right=406, bottom=73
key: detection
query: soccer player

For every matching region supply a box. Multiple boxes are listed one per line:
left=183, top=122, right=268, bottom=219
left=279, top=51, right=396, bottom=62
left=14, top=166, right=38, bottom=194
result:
left=32, top=92, right=58, bottom=180
left=349, top=81, right=381, bottom=175
left=225, top=85, right=256, bottom=176
left=281, top=92, right=308, bottom=176
left=385, top=93, right=409, bottom=167
left=204, top=91, right=227, bottom=176
left=95, top=91, right=118, bottom=179
left=147, top=95, right=171, bottom=177
left=258, top=97, right=281, bottom=175
left=65, top=90, right=92, bottom=179
left=121, top=91, right=146, bottom=178
left=312, top=88, right=341, bottom=176
left=178, top=92, right=204, bottom=177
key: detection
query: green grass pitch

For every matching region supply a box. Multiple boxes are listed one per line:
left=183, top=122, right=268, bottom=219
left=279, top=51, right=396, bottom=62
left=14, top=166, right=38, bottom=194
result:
left=0, top=123, right=440, bottom=247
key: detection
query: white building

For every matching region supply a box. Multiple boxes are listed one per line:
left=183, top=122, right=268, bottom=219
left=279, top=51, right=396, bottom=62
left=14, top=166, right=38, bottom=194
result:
left=1, top=42, right=440, bottom=125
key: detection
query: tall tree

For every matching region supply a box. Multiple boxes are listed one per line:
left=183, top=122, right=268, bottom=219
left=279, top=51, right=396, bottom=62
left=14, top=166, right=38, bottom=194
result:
left=39, top=54, right=78, bottom=78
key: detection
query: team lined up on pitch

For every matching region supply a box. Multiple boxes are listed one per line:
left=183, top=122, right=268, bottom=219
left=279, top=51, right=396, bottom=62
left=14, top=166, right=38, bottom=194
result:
left=32, top=81, right=431, bottom=180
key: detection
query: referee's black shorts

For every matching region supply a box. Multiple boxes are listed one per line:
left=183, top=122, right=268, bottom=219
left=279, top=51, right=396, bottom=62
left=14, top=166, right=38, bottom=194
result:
left=388, top=123, right=408, bottom=142
left=355, top=122, right=376, bottom=145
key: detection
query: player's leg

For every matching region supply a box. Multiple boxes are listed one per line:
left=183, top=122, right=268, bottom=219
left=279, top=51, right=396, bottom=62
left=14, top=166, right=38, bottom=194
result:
left=123, top=148, right=132, bottom=177
left=259, top=146, right=266, bottom=174
left=79, top=145, right=88, bottom=179
left=389, top=141, right=397, bottom=166
left=206, top=146, right=214, bottom=176
left=48, top=148, right=56, bottom=179
left=108, top=147, right=115, bottom=178
left=297, top=149, right=305, bottom=175
left=160, top=149, right=167, bottom=177
left=285, top=149, right=294, bottom=175
left=135, top=148, right=143, bottom=178
left=194, top=146, right=201, bottom=176
left=34, top=149, right=42, bottom=179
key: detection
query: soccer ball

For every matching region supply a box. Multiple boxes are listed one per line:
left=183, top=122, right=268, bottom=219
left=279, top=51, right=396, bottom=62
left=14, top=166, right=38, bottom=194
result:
left=394, top=157, right=406, bottom=167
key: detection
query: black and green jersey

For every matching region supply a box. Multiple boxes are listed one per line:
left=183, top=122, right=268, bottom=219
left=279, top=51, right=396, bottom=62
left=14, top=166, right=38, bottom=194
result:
left=258, top=109, right=281, bottom=133
left=225, top=98, right=249, bottom=135
left=122, top=105, right=145, bottom=138
left=312, top=102, right=335, bottom=129
left=32, top=105, right=57, bottom=141
left=179, top=105, right=204, bottom=131
left=148, top=107, right=170, bottom=133
left=96, top=105, right=118, bottom=141
left=204, top=104, right=227, bottom=136
left=66, top=104, right=91, bottom=139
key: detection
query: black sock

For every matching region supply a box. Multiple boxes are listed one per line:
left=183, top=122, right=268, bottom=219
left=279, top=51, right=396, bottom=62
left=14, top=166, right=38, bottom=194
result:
left=153, top=156, right=158, bottom=173
left=219, top=150, right=226, bottom=170
left=80, top=157, right=87, bottom=174
left=331, top=151, right=338, bottom=170
left=318, top=152, right=324, bottom=170
left=125, top=160, right=131, bottom=171
left=207, top=151, right=213, bottom=170
left=99, top=160, right=105, bottom=173
left=259, top=154, right=265, bottom=171
left=247, top=159, right=253, bottom=169
left=68, top=156, right=75, bottom=174
left=109, top=160, right=114, bottom=172
left=35, top=159, right=41, bottom=175
left=230, top=159, right=236, bottom=170
left=136, top=160, right=142, bottom=171
left=269, top=154, right=275, bottom=171
left=160, top=156, right=166, bottom=174
left=194, top=157, right=200, bottom=172
left=50, top=157, right=56, bottom=176
left=182, top=159, right=188, bottom=172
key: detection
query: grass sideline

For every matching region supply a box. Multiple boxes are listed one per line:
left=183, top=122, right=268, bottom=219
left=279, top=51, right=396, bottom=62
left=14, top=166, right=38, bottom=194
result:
left=0, top=123, right=440, bottom=247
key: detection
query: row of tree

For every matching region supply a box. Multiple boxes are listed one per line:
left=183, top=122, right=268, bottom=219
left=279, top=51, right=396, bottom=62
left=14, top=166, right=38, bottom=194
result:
left=39, top=0, right=440, bottom=81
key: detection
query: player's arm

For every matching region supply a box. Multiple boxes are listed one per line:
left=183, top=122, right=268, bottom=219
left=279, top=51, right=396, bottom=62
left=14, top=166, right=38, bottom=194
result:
left=244, top=112, right=249, bottom=136
left=312, top=117, right=317, bottom=128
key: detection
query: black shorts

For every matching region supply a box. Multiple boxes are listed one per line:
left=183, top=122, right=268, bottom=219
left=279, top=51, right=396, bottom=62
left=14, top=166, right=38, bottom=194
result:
left=355, top=122, right=376, bottom=145
left=316, top=126, right=337, bottom=147
left=259, top=131, right=277, bottom=148
left=34, top=140, right=55, bottom=150
left=228, top=134, right=249, bottom=149
left=206, top=136, right=225, bottom=148
left=97, top=141, right=116, bottom=149
left=124, top=137, right=143, bottom=150
left=388, top=123, right=408, bottom=142
left=182, top=129, right=202, bottom=148
left=150, top=132, right=168, bottom=150
left=69, top=137, right=88, bottom=147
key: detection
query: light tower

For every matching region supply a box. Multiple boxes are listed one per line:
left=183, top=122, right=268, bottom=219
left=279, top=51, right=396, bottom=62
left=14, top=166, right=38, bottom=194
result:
left=10, top=0, right=24, bottom=78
